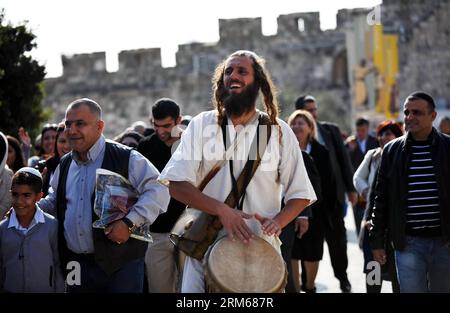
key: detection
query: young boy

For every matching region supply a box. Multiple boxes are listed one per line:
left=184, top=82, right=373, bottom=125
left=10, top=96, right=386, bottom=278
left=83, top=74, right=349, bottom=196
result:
left=0, top=167, right=64, bottom=292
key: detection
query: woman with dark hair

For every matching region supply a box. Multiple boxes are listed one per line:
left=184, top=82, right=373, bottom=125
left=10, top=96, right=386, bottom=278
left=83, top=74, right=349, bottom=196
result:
left=6, top=135, right=26, bottom=173
left=42, top=123, right=70, bottom=196
left=28, top=123, right=58, bottom=168
left=353, top=120, right=403, bottom=293
left=116, top=130, right=143, bottom=149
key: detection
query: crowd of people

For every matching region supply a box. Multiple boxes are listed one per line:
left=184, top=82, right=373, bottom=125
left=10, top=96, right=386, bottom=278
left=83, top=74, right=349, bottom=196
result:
left=1, top=50, right=450, bottom=293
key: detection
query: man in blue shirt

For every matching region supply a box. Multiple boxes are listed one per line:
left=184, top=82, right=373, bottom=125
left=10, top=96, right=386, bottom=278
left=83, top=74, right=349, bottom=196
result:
left=39, top=98, right=169, bottom=292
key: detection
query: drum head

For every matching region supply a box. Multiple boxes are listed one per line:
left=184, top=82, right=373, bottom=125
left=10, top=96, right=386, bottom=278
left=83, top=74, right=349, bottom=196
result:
left=206, top=236, right=286, bottom=293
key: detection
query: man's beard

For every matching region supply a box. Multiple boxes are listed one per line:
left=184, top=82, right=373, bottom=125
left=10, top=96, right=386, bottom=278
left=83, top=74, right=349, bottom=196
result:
left=219, top=82, right=260, bottom=118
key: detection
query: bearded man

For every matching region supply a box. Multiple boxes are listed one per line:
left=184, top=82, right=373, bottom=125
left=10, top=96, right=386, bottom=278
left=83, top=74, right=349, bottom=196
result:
left=159, top=50, right=316, bottom=292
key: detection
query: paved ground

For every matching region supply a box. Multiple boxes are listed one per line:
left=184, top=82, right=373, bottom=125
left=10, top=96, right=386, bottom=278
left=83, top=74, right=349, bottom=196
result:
left=310, top=205, right=393, bottom=293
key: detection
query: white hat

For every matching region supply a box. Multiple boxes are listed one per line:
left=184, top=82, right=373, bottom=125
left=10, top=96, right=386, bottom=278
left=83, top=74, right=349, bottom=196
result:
left=17, top=167, right=43, bottom=180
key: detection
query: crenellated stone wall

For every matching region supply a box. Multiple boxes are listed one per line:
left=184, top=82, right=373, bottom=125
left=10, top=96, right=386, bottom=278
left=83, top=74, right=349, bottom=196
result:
left=43, top=0, right=450, bottom=137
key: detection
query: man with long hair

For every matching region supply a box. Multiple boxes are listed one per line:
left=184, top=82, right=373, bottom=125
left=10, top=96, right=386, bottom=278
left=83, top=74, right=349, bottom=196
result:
left=159, top=50, right=316, bottom=292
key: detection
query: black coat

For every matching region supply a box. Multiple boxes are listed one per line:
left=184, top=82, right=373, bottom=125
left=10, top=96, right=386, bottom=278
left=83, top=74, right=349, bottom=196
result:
left=370, top=128, right=450, bottom=250
left=348, top=135, right=379, bottom=170
left=317, top=122, right=355, bottom=207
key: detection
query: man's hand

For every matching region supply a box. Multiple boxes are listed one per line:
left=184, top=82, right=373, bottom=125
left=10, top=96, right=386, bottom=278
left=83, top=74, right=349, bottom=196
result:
left=254, top=213, right=281, bottom=237
left=372, top=248, right=387, bottom=265
left=294, top=218, right=309, bottom=239
left=104, top=220, right=131, bottom=244
left=217, top=204, right=254, bottom=243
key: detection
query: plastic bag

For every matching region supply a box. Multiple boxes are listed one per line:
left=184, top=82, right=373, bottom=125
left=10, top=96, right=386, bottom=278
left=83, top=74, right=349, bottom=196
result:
left=93, top=168, right=152, bottom=242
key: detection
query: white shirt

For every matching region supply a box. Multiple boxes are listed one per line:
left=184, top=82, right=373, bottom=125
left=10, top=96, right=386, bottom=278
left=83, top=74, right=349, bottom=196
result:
left=159, top=110, right=316, bottom=251
left=8, top=205, right=46, bottom=235
left=357, top=138, right=368, bottom=154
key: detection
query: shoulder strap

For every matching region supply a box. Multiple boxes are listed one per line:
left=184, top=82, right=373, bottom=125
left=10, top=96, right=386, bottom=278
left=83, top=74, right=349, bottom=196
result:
left=178, top=113, right=273, bottom=259
left=223, top=112, right=272, bottom=210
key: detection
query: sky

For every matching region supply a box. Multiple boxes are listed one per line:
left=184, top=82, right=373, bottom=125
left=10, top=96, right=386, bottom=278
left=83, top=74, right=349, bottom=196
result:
left=1, top=0, right=381, bottom=78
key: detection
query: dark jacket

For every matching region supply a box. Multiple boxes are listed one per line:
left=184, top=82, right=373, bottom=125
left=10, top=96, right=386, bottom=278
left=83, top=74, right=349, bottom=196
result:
left=348, top=135, right=379, bottom=170
left=317, top=122, right=355, bottom=207
left=369, top=128, right=450, bottom=250
left=137, top=133, right=185, bottom=233
left=310, top=139, right=336, bottom=216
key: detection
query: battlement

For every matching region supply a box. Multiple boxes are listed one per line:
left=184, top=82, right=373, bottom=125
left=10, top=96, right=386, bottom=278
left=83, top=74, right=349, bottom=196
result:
left=336, top=8, right=372, bottom=29
left=45, top=1, right=450, bottom=139
left=277, top=12, right=321, bottom=35
left=62, top=52, right=106, bottom=77
left=118, top=48, right=162, bottom=72
left=218, top=17, right=263, bottom=43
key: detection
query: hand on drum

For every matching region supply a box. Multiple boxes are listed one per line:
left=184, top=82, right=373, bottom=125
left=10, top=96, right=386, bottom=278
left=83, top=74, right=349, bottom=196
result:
left=254, top=213, right=281, bottom=237
left=217, top=204, right=254, bottom=243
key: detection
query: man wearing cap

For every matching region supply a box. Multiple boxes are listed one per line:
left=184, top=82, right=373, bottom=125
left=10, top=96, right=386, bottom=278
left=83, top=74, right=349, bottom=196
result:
left=39, top=98, right=170, bottom=292
left=295, top=95, right=357, bottom=292
left=370, top=91, right=450, bottom=292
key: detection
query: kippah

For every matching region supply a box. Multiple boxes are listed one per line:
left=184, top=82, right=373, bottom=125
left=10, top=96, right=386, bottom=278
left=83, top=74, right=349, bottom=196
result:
left=17, top=167, right=43, bottom=180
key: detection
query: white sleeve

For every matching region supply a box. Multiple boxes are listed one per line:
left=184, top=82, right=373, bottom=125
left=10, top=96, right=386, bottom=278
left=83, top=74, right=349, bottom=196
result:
left=353, top=149, right=373, bottom=195
left=126, top=150, right=170, bottom=226
left=158, top=114, right=204, bottom=187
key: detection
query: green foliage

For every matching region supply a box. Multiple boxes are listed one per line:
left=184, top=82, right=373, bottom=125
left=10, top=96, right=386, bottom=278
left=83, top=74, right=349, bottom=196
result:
left=0, top=9, right=47, bottom=139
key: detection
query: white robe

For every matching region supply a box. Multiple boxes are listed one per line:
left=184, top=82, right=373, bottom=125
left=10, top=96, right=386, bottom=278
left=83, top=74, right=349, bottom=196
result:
left=159, top=109, right=316, bottom=292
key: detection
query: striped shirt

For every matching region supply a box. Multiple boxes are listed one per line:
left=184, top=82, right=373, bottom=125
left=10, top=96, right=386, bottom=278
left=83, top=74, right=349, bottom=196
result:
left=405, top=139, right=441, bottom=237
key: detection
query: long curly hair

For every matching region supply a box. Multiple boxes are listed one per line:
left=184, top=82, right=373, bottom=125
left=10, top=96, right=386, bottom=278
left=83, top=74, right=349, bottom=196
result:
left=212, top=50, right=280, bottom=129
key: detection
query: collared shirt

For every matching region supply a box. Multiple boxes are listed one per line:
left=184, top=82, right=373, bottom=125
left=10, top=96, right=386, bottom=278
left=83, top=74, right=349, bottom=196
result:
left=8, top=205, right=46, bottom=235
left=159, top=110, right=316, bottom=251
left=357, top=138, right=368, bottom=154
left=303, top=142, right=312, bottom=155
left=39, top=135, right=169, bottom=254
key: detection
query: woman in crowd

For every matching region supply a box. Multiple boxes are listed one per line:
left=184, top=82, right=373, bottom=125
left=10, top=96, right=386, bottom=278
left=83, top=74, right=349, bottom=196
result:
left=42, top=123, right=70, bottom=196
left=115, top=130, right=143, bottom=149
left=6, top=135, right=26, bottom=173
left=353, top=120, right=403, bottom=293
left=28, top=123, right=58, bottom=168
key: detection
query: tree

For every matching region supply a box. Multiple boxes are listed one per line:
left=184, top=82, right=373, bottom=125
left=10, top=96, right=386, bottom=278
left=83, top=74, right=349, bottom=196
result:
left=0, top=9, right=49, bottom=138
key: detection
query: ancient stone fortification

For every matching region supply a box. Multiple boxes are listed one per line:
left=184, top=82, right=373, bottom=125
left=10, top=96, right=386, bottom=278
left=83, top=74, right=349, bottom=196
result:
left=43, top=0, right=450, bottom=137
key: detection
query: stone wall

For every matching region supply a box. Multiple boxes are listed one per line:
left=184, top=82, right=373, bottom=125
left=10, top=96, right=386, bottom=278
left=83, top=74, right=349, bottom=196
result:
left=43, top=11, right=351, bottom=137
left=382, top=0, right=450, bottom=109
left=42, top=0, right=450, bottom=137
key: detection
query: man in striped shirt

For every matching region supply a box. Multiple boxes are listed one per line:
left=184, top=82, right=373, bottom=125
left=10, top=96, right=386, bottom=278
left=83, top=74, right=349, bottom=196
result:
left=370, top=91, right=450, bottom=293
